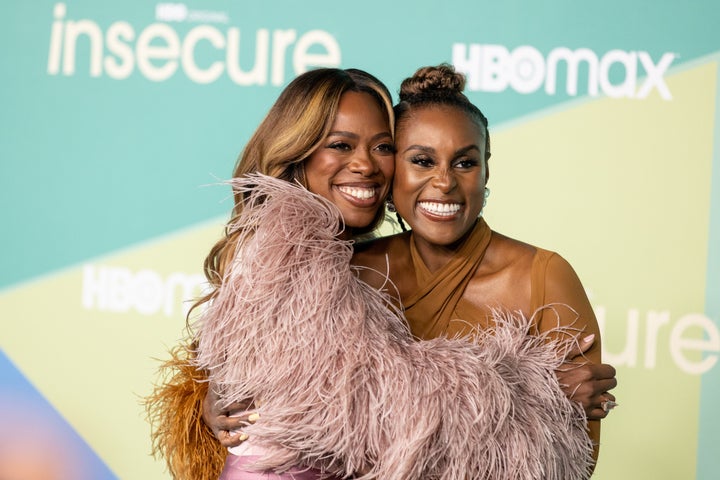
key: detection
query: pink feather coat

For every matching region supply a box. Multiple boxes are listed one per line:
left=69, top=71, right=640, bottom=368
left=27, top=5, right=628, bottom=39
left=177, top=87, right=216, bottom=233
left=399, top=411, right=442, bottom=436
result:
left=193, top=174, right=594, bottom=480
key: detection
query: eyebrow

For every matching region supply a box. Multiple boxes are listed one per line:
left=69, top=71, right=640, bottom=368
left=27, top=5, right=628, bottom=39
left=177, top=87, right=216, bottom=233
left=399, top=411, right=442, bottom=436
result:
left=328, top=131, right=393, bottom=142
left=402, top=144, right=480, bottom=155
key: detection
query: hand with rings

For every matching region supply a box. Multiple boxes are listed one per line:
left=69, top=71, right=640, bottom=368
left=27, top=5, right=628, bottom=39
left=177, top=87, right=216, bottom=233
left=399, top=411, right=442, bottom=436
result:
left=556, top=334, right=618, bottom=420
left=601, top=398, right=618, bottom=413
left=202, top=385, right=258, bottom=448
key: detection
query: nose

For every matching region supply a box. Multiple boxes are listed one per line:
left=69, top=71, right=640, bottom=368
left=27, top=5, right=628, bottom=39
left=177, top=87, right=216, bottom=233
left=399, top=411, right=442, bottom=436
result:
left=431, top=168, right=456, bottom=193
left=349, top=147, right=379, bottom=176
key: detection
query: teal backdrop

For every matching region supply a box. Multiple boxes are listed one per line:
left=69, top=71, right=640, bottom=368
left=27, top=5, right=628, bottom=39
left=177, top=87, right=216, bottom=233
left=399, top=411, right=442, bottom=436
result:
left=1, top=1, right=718, bottom=478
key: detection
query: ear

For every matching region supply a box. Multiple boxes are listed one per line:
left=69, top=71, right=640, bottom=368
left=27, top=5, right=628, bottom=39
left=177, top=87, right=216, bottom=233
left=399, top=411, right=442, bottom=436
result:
left=484, top=156, right=490, bottom=184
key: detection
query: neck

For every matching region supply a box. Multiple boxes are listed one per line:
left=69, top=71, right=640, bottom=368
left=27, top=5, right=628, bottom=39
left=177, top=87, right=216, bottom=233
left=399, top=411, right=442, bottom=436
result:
left=412, top=222, right=478, bottom=273
left=338, top=226, right=355, bottom=241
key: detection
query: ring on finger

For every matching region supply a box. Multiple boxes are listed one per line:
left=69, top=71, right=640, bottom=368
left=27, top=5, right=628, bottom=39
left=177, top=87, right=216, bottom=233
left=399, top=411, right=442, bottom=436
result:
left=601, top=400, right=618, bottom=412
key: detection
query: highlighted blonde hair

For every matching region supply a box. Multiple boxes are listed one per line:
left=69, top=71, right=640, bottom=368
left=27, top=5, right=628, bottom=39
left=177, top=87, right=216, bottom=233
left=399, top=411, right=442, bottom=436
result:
left=196, top=68, right=394, bottom=317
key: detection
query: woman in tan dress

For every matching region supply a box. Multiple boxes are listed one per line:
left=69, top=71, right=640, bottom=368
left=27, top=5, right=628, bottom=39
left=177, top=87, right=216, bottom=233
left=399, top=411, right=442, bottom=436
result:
left=352, top=64, right=616, bottom=463
left=149, top=65, right=616, bottom=479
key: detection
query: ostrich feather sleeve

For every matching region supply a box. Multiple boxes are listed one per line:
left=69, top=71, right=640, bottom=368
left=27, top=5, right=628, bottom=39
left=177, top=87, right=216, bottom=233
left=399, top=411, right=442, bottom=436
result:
left=193, top=174, right=594, bottom=480
left=145, top=343, right=226, bottom=480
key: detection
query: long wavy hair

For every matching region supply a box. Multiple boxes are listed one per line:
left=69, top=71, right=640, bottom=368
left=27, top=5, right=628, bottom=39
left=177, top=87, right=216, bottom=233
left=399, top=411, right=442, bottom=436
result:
left=191, top=68, right=394, bottom=319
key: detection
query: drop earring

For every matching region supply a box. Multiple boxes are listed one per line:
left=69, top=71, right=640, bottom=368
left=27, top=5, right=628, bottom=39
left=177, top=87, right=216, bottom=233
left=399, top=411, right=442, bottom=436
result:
left=385, top=194, right=407, bottom=231
left=479, top=187, right=490, bottom=217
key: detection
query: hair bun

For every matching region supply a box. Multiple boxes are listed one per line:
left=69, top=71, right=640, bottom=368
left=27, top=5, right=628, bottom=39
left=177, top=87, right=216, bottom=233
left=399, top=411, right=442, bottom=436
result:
left=399, top=64, right=466, bottom=101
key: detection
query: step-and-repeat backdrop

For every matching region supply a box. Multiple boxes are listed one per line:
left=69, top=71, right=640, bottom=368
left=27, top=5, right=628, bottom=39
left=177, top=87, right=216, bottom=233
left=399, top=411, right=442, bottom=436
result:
left=2, top=1, right=718, bottom=478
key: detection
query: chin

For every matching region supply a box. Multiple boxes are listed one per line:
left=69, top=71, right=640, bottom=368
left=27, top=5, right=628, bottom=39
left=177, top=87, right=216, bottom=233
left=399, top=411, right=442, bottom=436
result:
left=344, top=217, right=375, bottom=231
left=427, top=230, right=465, bottom=245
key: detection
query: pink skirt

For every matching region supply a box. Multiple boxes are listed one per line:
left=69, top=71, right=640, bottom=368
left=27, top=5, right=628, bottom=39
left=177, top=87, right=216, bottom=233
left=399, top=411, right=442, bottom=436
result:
left=219, top=455, right=342, bottom=480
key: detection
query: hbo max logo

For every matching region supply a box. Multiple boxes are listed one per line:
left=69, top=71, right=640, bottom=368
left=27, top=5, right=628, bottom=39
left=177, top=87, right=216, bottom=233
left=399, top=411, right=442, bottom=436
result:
left=453, top=43, right=674, bottom=100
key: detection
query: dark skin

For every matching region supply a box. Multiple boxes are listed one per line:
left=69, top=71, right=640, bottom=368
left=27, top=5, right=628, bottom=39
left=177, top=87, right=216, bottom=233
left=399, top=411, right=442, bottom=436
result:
left=205, top=104, right=617, bottom=457
left=352, top=103, right=614, bottom=459
left=353, top=231, right=616, bottom=433
left=206, top=229, right=616, bottom=447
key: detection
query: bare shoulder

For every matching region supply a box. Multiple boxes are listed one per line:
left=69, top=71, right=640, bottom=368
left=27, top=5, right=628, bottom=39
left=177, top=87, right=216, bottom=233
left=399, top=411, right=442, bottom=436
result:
left=482, top=230, right=537, bottom=274
left=530, top=246, right=597, bottom=332
left=542, top=250, right=588, bottom=297
left=462, top=229, right=538, bottom=315
left=352, top=232, right=412, bottom=290
left=353, top=232, right=409, bottom=266
left=489, top=231, right=587, bottom=296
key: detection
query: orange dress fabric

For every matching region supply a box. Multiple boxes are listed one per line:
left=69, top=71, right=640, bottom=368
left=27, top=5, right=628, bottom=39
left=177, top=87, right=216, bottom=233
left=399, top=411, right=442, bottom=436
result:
left=401, top=218, right=596, bottom=341
left=399, top=218, right=602, bottom=457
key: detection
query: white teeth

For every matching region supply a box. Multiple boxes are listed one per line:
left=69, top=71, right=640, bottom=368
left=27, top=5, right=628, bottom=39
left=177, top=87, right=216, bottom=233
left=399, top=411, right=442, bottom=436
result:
left=419, top=201, right=461, bottom=216
left=338, top=186, right=375, bottom=200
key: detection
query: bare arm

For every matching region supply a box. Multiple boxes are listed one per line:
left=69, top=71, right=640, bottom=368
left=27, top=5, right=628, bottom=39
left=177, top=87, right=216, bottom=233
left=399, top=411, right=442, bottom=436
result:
left=540, top=253, right=619, bottom=460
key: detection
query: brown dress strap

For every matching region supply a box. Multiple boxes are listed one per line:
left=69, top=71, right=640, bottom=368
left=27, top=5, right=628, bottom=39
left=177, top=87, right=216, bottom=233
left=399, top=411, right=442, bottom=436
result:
left=529, top=248, right=555, bottom=326
left=403, top=218, right=492, bottom=339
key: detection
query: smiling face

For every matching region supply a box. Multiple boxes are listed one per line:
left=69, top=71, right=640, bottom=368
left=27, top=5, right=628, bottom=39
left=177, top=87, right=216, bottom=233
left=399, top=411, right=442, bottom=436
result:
left=393, top=105, right=488, bottom=247
left=305, top=91, right=395, bottom=233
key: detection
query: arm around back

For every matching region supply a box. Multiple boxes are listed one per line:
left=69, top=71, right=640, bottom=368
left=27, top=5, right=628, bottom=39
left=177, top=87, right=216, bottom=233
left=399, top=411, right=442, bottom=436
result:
left=144, top=342, right=227, bottom=480
left=537, top=251, right=612, bottom=463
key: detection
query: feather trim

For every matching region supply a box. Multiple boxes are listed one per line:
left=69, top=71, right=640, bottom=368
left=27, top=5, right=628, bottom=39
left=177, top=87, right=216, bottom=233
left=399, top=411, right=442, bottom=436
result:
left=193, top=174, right=594, bottom=479
left=144, top=343, right=227, bottom=480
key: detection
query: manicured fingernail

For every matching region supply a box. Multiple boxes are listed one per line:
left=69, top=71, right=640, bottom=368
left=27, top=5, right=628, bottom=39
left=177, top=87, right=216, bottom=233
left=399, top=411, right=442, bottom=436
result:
left=583, top=334, right=595, bottom=343
left=248, top=413, right=260, bottom=423
left=238, top=433, right=249, bottom=441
